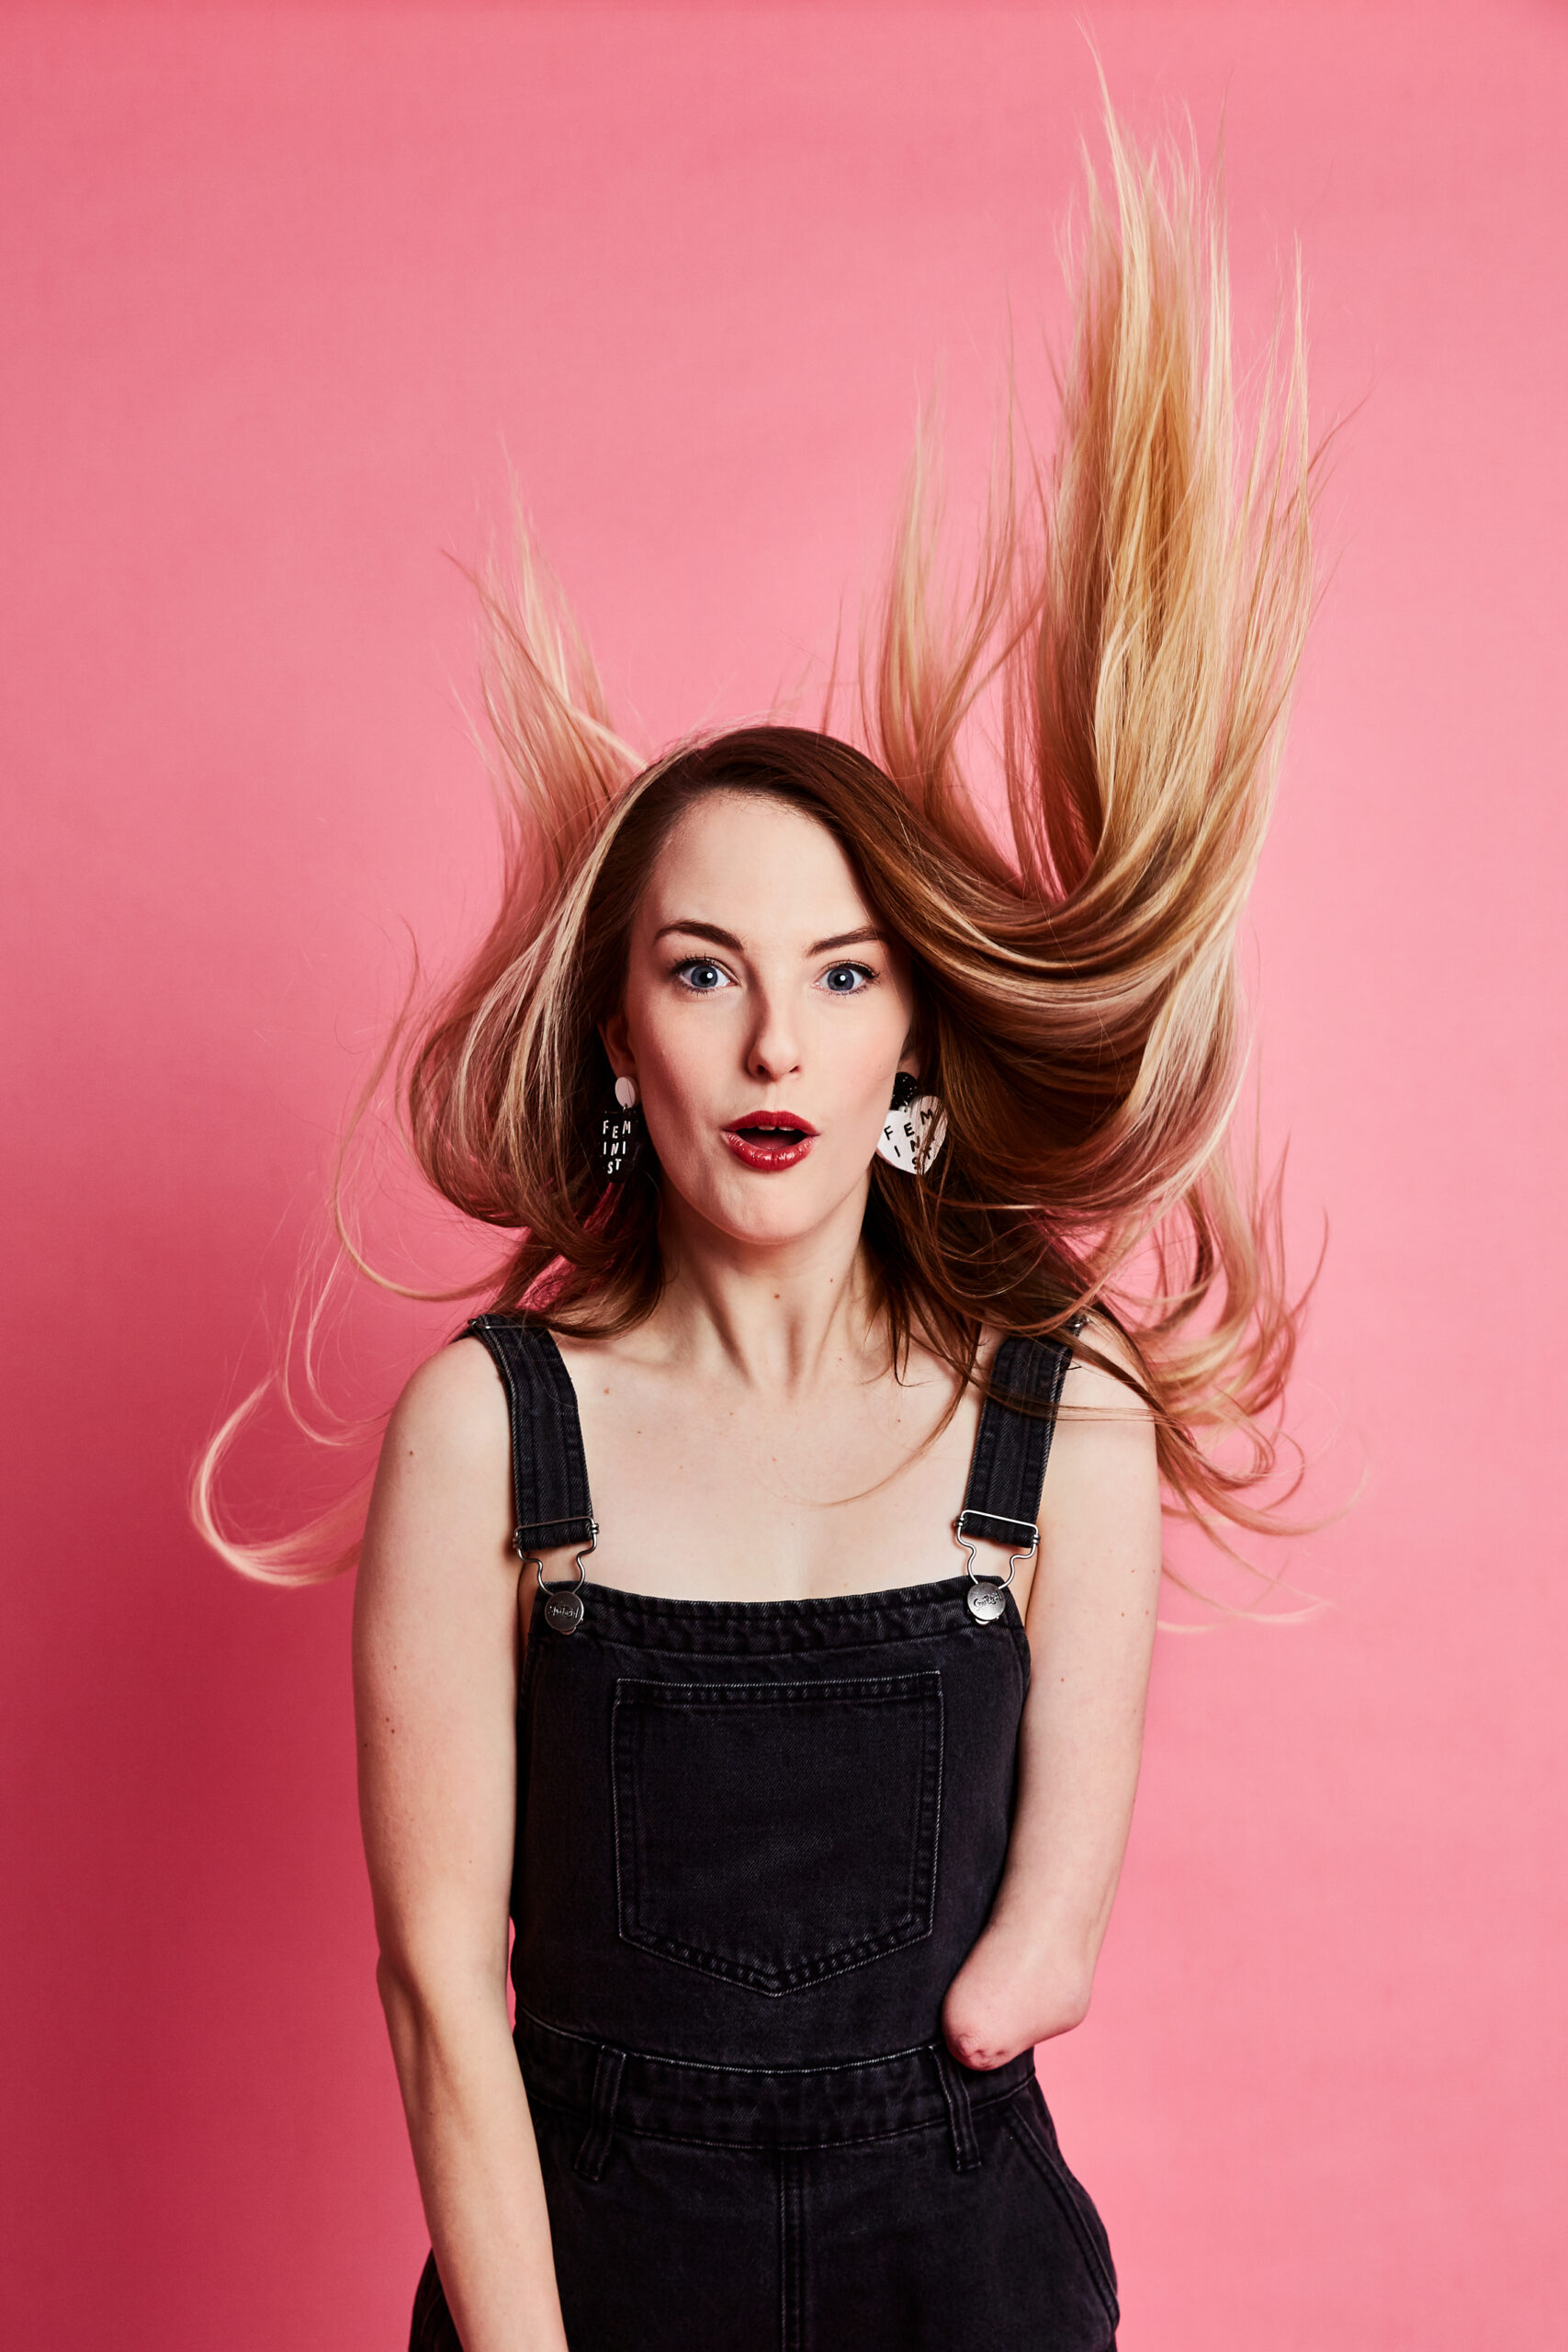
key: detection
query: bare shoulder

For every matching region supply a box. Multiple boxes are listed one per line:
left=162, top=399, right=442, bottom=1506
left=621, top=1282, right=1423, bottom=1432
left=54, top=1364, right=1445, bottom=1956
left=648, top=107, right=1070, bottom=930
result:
left=1020, top=1317, right=1161, bottom=1639
left=359, top=1336, right=513, bottom=1609
left=1036, top=1313, right=1158, bottom=1542
left=1061, top=1312, right=1154, bottom=1417
left=382, top=1332, right=510, bottom=1469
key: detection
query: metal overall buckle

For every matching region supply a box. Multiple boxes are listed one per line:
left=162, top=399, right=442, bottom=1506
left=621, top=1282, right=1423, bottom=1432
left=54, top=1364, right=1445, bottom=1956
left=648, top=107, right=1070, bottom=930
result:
left=953, top=1509, right=1036, bottom=1623
left=515, top=1521, right=598, bottom=1635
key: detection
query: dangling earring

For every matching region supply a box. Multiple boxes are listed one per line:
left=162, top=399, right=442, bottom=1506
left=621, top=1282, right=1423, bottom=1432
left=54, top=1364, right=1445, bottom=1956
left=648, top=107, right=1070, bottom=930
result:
left=601, top=1074, right=644, bottom=1182
left=875, top=1071, right=947, bottom=1176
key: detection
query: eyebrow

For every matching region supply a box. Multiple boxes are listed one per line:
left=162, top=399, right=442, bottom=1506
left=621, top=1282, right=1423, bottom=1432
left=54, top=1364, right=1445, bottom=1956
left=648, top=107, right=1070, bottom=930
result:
left=654, top=920, right=887, bottom=956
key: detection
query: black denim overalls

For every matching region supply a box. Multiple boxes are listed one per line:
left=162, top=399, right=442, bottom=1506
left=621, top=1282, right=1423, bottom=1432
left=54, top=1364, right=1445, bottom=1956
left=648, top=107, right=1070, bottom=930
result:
left=411, top=1318, right=1119, bottom=2352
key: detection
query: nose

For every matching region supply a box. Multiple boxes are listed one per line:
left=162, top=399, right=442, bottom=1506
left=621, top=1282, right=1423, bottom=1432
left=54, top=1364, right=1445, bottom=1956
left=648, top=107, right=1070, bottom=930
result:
left=744, top=981, right=802, bottom=1086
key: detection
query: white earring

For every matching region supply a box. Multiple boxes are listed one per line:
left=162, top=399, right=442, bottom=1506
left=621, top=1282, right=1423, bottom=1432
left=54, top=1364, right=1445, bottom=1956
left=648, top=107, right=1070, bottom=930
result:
left=875, top=1072, right=946, bottom=1176
left=614, top=1075, right=637, bottom=1111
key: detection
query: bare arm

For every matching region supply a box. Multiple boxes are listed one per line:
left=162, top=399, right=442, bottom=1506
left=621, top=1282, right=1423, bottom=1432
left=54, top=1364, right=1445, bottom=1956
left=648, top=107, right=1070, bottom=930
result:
left=354, top=1339, right=570, bottom=2352
left=941, top=1329, right=1162, bottom=2068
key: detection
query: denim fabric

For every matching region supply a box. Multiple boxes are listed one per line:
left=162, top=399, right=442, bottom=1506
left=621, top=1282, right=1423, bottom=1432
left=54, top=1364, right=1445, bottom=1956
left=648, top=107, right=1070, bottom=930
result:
left=410, top=1564, right=1119, bottom=2350
left=413, top=2063, right=1116, bottom=2349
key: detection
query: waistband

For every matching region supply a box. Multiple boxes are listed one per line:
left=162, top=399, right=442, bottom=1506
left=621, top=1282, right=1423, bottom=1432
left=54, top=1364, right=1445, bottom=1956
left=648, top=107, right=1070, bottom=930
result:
left=514, top=2007, right=1035, bottom=2177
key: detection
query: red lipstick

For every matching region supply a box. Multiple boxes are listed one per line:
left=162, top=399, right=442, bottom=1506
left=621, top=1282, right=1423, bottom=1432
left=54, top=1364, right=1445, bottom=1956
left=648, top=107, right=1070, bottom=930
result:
left=721, top=1109, right=818, bottom=1172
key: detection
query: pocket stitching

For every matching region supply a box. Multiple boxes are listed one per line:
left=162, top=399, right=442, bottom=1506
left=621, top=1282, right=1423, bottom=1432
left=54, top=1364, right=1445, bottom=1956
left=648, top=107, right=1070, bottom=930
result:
left=1001, top=2094, right=1120, bottom=2325
left=612, top=1670, right=943, bottom=1996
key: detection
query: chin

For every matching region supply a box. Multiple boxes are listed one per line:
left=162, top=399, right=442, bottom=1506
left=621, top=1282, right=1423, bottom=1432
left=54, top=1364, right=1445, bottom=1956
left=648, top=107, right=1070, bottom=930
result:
left=713, top=1202, right=832, bottom=1250
left=693, top=1172, right=852, bottom=1250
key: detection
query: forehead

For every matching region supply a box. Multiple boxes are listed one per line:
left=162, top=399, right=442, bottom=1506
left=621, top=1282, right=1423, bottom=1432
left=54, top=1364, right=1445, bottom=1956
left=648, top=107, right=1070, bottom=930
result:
left=638, top=791, right=874, bottom=938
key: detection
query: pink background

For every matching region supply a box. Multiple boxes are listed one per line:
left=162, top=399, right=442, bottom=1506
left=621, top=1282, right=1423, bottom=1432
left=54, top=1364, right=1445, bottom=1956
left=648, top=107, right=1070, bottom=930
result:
left=5, top=6, right=1565, bottom=2346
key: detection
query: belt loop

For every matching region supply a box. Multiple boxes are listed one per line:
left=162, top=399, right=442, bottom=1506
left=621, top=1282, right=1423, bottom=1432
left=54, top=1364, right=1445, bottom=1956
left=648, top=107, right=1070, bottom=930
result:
left=573, top=2043, right=626, bottom=2182
left=932, top=2041, right=982, bottom=2174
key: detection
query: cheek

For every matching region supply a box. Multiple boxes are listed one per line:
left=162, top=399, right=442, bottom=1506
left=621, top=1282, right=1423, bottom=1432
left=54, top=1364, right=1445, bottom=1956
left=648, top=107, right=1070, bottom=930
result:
left=624, top=989, right=724, bottom=1141
left=842, top=994, right=913, bottom=1102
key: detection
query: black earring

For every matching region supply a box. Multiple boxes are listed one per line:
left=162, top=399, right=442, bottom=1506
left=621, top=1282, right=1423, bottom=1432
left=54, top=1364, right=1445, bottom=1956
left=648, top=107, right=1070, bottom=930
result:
left=601, top=1076, right=644, bottom=1182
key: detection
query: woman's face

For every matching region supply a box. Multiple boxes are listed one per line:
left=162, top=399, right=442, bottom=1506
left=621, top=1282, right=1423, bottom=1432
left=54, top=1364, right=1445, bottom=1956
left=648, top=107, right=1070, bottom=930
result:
left=604, top=790, right=919, bottom=1254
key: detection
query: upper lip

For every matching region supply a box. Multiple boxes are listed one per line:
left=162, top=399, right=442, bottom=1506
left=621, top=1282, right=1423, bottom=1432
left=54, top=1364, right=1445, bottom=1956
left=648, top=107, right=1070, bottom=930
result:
left=723, top=1110, right=818, bottom=1136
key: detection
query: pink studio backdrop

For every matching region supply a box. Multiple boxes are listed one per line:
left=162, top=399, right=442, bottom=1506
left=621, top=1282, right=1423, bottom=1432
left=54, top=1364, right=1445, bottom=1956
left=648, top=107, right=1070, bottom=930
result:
left=4, top=6, right=1564, bottom=2347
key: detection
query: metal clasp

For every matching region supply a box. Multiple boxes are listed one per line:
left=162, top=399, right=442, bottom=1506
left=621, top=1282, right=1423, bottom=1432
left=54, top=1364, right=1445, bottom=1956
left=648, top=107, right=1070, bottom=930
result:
left=953, top=1508, right=1037, bottom=1623
left=515, top=1520, right=598, bottom=1634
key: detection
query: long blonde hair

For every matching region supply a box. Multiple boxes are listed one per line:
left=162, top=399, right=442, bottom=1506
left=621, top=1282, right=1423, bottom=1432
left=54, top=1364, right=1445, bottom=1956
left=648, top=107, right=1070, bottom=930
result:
left=197, top=110, right=1321, bottom=1582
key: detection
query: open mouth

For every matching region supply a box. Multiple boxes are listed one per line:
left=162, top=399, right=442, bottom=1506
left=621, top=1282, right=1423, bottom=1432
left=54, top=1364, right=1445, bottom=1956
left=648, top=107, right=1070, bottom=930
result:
left=721, top=1111, right=818, bottom=1171
left=731, top=1120, right=811, bottom=1146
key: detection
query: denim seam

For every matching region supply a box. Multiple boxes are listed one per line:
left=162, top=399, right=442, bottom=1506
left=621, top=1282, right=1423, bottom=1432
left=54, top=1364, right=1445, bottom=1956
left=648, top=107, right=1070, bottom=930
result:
left=518, top=2004, right=952, bottom=2075
left=611, top=1910, right=939, bottom=1998
left=612, top=1671, right=939, bottom=1699
left=523, top=2088, right=1010, bottom=2154
left=779, top=2146, right=804, bottom=2352
left=571, top=2042, right=626, bottom=2183
left=932, top=2041, right=982, bottom=2173
left=568, top=1574, right=975, bottom=1625
left=586, top=1614, right=1012, bottom=1661
left=1001, top=2095, right=1120, bottom=2324
left=925, top=1678, right=945, bottom=1928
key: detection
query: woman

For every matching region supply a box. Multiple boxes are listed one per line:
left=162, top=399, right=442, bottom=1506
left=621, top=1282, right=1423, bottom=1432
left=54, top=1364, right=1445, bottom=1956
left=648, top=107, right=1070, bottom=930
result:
left=213, top=118, right=1315, bottom=2352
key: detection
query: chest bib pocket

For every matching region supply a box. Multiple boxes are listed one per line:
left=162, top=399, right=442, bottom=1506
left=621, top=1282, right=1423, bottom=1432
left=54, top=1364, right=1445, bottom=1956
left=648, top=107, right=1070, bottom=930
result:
left=611, top=1669, right=945, bottom=1996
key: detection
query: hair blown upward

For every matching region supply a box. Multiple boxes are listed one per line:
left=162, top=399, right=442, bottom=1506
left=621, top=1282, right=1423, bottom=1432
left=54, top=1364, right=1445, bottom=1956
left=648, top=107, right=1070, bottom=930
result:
left=197, top=113, right=1319, bottom=1581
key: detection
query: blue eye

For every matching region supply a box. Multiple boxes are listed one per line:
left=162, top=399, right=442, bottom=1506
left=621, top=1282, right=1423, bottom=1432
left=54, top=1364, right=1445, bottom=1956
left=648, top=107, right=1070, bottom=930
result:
left=820, top=963, right=873, bottom=994
left=673, top=959, right=730, bottom=992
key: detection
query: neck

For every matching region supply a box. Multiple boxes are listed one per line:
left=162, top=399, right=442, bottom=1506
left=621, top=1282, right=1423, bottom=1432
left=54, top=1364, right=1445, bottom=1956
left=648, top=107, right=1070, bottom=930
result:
left=649, top=1182, right=886, bottom=1391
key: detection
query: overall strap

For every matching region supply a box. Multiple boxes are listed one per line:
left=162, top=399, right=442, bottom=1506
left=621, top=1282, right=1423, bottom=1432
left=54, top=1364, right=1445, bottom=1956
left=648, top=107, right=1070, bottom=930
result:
left=957, top=1328, right=1080, bottom=1558
left=461, top=1315, right=597, bottom=1554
